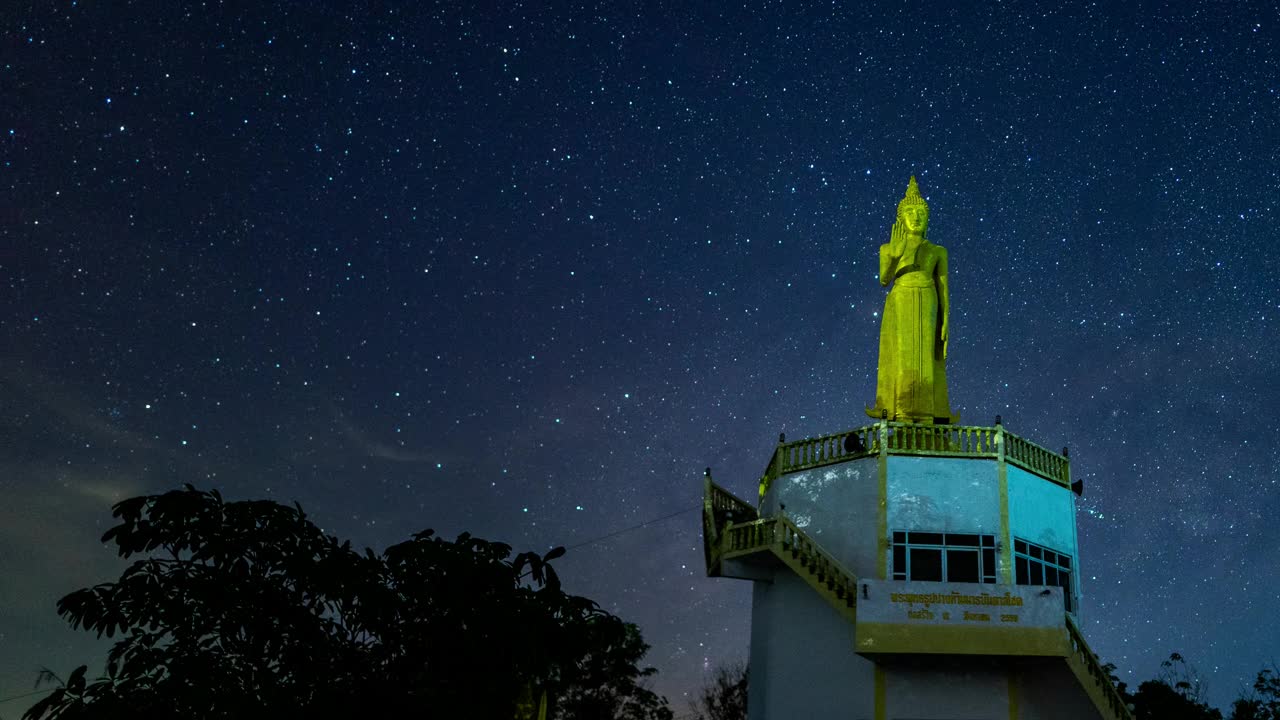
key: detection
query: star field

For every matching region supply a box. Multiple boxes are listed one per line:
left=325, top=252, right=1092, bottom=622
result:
left=2, top=0, right=1277, bottom=713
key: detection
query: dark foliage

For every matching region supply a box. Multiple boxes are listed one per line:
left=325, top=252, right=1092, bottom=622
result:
left=25, top=486, right=671, bottom=720
left=1103, top=660, right=1134, bottom=704
left=1130, top=679, right=1223, bottom=720
left=1229, top=666, right=1280, bottom=720
left=689, top=662, right=747, bottom=720
left=1107, top=654, right=1280, bottom=720
left=554, top=623, right=674, bottom=720
left=1123, top=653, right=1222, bottom=720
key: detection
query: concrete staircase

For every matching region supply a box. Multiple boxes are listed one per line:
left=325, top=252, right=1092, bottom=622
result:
left=703, top=471, right=857, bottom=622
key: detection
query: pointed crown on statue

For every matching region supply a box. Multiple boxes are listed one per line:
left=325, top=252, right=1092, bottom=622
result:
left=896, top=175, right=929, bottom=215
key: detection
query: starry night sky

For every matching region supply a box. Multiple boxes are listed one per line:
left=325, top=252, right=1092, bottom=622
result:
left=2, top=0, right=1277, bottom=713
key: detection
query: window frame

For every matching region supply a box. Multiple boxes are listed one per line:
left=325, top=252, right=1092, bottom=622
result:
left=891, top=530, right=998, bottom=584
left=1013, top=537, right=1075, bottom=613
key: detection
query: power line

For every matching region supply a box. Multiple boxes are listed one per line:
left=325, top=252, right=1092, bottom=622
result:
left=0, top=687, right=54, bottom=706
left=564, top=505, right=699, bottom=551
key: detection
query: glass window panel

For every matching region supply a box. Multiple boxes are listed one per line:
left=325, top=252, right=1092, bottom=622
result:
left=1016, top=557, right=1029, bottom=584
left=981, top=535, right=995, bottom=547
left=1015, top=540, right=1027, bottom=554
left=893, top=531, right=905, bottom=543
left=1059, top=554, right=1071, bottom=569
left=1031, top=561, right=1044, bottom=585
left=948, top=533, right=979, bottom=547
left=1044, top=550, right=1057, bottom=565
left=893, top=546, right=906, bottom=573
left=910, top=548, right=943, bottom=581
left=982, top=549, right=995, bottom=575
left=946, top=549, right=980, bottom=582
left=1045, top=567, right=1059, bottom=587
left=911, top=532, right=944, bottom=546
left=1030, top=545, right=1043, bottom=560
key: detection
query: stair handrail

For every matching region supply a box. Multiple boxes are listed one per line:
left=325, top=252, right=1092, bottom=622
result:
left=722, top=517, right=779, bottom=555
left=713, top=514, right=858, bottom=618
left=774, top=513, right=859, bottom=605
left=1065, top=614, right=1135, bottom=720
left=703, top=470, right=759, bottom=572
left=705, top=472, right=758, bottom=534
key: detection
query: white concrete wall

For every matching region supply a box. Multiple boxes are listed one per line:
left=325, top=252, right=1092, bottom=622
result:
left=883, top=658, right=1103, bottom=720
left=884, top=657, right=1009, bottom=719
left=761, top=457, right=880, bottom=579
left=1016, top=659, right=1106, bottom=720
left=748, top=569, right=876, bottom=719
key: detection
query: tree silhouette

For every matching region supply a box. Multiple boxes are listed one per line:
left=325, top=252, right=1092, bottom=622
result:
left=1106, top=654, right=1280, bottom=720
left=1229, top=665, right=1280, bottom=720
left=1123, top=653, right=1222, bottom=720
left=553, top=623, right=673, bottom=720
left=688, top=662, right=747, bottom=720
left=24, top=486, right=672, bottom=720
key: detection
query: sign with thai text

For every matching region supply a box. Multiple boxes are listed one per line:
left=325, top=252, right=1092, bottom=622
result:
left=855, top=580, right=1069, bottom=657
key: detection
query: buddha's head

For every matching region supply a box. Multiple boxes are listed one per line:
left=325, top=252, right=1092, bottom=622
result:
left=896, top=176, right=929, bottom=235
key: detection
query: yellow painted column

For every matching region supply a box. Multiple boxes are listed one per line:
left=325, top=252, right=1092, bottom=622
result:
left=996, top=424, right=1014, bottom=584
left=877, top=420, right=889, bottom=580
left=874, top=666, right=887, bottom=720
left=875, top=421, right=890, bottom=720
left=1007, top=669, right=1020, bottom=720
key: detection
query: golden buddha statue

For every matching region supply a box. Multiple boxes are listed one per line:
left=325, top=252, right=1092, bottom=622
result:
left=866, top=176, right=956, bottom=424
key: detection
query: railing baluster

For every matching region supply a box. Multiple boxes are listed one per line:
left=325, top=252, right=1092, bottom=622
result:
left=760, top=422, right=1069, bottom=486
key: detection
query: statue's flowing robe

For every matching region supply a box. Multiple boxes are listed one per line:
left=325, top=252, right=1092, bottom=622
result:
left=871, top=242, right=953, bottom=423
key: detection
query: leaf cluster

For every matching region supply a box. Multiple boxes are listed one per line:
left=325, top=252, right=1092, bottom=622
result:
left=1229, top=666, right=1280, bottom=720
left=25, top=486, right=670, bottom=720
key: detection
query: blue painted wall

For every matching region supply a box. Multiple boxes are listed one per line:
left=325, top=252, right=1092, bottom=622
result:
left=885, top=455, right=1001, bottom=536
left=1007, top=464, right=1081, bottom=614
left=1007, top=465, right=1076, bottom=558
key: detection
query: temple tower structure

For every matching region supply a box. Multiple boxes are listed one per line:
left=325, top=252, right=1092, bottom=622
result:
left=700, top=178, right=1132, bottom=720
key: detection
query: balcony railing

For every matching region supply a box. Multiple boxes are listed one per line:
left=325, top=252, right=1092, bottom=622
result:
left=1003, top=431, right=1070, bottom=486
left=761, top=421, right=1070, bottom=488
